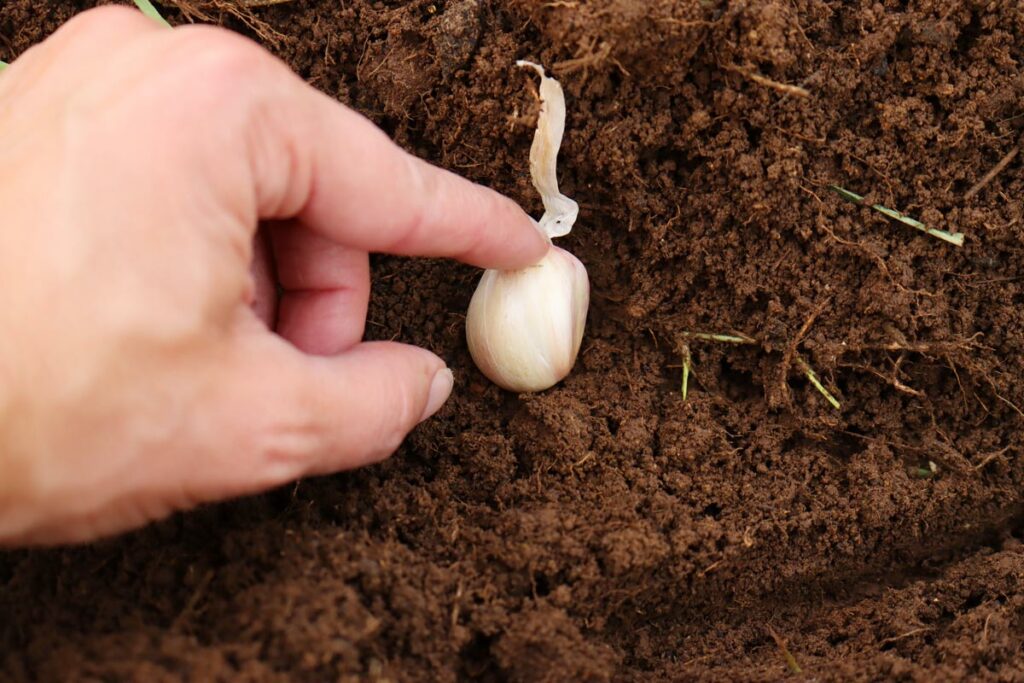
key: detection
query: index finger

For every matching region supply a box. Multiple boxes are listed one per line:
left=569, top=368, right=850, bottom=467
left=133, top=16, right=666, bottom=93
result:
left=235, top=45, right=551, bottom=270
left=309, top=109, right=550, bottom=270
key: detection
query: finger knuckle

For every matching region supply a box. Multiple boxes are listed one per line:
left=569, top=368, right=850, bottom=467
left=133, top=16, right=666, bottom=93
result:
left=254, top=412, right=321, bottom=483
left=169, top=27, right=270, bottom=92
left=56, top=5, right=150, bottom=44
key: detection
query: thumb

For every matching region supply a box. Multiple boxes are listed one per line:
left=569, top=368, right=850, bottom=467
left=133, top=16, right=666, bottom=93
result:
left=197, top=337, right=453, bottom=497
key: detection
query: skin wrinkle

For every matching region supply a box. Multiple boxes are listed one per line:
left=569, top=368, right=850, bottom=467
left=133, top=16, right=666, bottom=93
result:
left=269, top=224, right=369, bottom=353
left=247, top=91, right=314, bottom=221
left=452, top=193, right=491, bottom=266
left=391, top=152, right=434, bottom=255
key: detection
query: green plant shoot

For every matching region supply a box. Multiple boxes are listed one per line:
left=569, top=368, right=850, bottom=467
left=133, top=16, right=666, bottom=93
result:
left=829, top=185, right=964, bottom=246
left=133, top=0, right=172, bottom=28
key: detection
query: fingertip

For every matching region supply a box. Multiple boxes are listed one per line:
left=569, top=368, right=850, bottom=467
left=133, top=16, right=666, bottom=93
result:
left=287, top=340, right=448, bottom=464
left=399, top=157, right=550, bottom=270
left=463, top=192, right=550, bottom=271
left=498, top=199, right=553, bottom=269
left=320, top=342, right=450, bottom=464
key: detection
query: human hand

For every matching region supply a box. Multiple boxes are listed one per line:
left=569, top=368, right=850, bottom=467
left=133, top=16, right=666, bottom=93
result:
left=0, top=7, right=548, bottom=545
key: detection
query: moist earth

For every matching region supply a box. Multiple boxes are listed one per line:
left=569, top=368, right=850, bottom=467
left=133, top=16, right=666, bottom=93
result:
left=2, top=1, right=1024, bottom=681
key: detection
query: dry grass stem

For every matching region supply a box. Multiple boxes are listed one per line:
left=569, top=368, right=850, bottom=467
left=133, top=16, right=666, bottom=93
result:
left=965, top=146, right=1019, bottom=199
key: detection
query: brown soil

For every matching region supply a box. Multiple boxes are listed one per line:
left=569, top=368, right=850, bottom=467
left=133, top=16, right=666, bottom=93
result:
left=3, top=0, right=1024, bottom=680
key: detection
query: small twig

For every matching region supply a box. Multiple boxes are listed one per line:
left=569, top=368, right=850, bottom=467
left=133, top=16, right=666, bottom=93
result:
left=795, top=356, right=841, bottom=410
left=767, top=626, right=803, bottom=674
left=993, top=391, right=1024, bottom=418
left=364, top=46, right=395, bottom=80
left=680, top=331, right=758, bottom=345
left=829, top=186, right=964, bottom=246
left=727, top=64, right=810, bottom=98
left=974, top=446, right=1011, bottom=470
left=965, top=147, right=1019, bottom=200
left=657, top=17, right=714, bottom=28
left=698, top=559, right=724, bottom=576
left=450, top=582, right=464, bottom=630
left=840, top=362, right=924, bottom=397
left=167, top=0, right=285, bottom=47
left=947, top=357, right=970, bottom=412
left=849, top=336, right=985, bottom=355
left=239, top=0, right=294, bottom=5
left=839, top=430, right=927, bottom=454
left=808, top=185, right=938, bottom=297
left=880, top=627, right=933, bottom=645
left=681, top=343, right=692, bottom=401
left=574, top=452, right=594, bottom=467
left=683, top=330, right=841, bottom=409
left=780, top=299, right=829, bottom=404
left=171, top=570, right=215, bottom=631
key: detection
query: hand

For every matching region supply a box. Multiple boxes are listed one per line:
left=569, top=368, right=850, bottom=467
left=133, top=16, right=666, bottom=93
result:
left=0, top=7, right=547, bottom=545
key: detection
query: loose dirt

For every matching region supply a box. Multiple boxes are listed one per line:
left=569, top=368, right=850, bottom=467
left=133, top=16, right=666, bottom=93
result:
left=2, top=1, right=1023, bottom=681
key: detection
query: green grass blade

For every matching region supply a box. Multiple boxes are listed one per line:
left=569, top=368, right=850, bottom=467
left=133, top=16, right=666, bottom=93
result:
left=679, top=331, right=757, bottom=345
left=830, top=185, right=863, bottom=204
left=133, top=0, right=172, bottom=28
left=795, top=356, right=841, bottom=410
left=829, top=185, right=964, bottom=246
left=870, top=203, right=964, bottom=246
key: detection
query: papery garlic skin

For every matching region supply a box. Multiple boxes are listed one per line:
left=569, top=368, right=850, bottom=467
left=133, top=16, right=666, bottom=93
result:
left=466, top=246, right=589, bottom=392
left=516, top=60, right=578, bottom=238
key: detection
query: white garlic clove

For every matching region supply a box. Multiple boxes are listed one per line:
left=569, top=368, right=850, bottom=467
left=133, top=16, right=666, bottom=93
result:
left=466, top=62, right=587, bottom=393
left=466, top=246, right=589, bottom=393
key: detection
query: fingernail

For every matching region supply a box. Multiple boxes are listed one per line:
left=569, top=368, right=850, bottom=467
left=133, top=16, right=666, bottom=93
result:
left=420, top=368, right=454, bottom=422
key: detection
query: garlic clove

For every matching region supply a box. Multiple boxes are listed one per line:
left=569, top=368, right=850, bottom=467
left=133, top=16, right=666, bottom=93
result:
left=465, top=62, right=588, bottom=393
left=466, top=246, right=589, bottom=393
